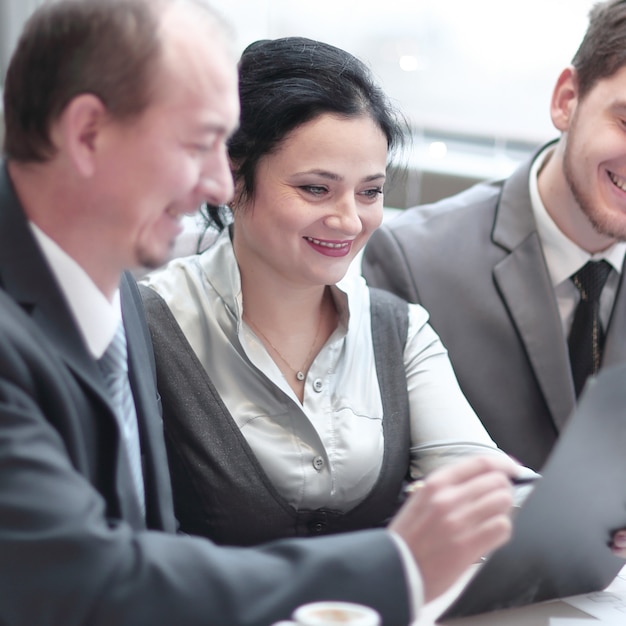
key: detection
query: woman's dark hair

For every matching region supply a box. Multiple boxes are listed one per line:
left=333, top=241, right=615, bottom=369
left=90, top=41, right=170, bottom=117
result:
left=572, top=0, right=626, bottom=100
left=205, top=36, right=407, bottom=232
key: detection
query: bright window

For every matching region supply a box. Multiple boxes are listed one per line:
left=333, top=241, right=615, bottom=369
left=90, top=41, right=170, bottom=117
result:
left=1, top=0, right=598, bottom=201
left=212, top=0, right=595, bottom=145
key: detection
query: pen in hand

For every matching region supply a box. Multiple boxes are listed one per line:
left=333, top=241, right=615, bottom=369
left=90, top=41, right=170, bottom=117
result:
left=404, top=473, right=539, bottom=495
left=510, top=475, right=540, bottom=486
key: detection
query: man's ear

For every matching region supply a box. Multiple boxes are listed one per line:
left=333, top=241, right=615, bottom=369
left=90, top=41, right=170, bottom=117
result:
left=50, top=94, right=109, bottom=177
left=550, top=66, right=579, bottom=132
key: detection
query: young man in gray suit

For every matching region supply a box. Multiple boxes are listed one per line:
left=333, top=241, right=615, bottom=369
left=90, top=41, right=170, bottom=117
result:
left=0, top=1, right=520, bottom=624
left=363, top=0, right=626, bottom=474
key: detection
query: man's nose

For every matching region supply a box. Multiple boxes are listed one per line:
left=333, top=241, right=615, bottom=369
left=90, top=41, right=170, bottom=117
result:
left=199, top=147, right=234, bottom=206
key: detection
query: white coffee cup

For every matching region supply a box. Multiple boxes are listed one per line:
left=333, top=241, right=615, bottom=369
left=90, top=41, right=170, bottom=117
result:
left=271, top=601, right=382, bottom=626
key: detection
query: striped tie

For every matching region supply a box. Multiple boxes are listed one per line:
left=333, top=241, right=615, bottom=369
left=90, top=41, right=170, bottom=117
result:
left=98, top=322, right=145, bottom=517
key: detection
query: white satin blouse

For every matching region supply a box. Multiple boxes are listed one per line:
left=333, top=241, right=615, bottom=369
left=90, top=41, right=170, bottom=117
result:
left=142, top=229, right=502, bottom=512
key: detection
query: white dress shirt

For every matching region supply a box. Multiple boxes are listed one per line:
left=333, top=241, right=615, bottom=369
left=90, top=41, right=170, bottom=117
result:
left=29, top=222, right=120, bottom=358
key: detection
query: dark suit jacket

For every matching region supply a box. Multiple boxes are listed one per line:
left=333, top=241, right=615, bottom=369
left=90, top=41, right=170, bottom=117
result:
left=0, top=163, right=410, bottom=626
left=363, top=144, right=626, bottom=471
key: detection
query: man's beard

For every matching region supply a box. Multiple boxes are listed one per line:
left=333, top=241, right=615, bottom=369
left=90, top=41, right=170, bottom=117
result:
left=563, top=143, right=626, bottom=242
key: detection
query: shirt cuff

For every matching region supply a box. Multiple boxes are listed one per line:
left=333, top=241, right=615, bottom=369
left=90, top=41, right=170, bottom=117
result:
left=388, top=530, right=424, bottom=621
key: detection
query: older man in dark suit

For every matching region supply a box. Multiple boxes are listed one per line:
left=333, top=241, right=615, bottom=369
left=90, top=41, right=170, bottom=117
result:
left=0, top=1, right=520, bottom=624
left=363, top=0, right=626, bottom=472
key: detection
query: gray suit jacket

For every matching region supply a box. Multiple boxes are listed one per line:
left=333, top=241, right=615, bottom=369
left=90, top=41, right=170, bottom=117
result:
left=363, top=144, right=626, bottom=471
left=0, top=163, right=411, bottom=626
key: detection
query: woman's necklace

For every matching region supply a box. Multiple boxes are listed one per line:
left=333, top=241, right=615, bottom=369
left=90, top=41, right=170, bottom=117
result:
left=244, top=311, right=323, bottom=382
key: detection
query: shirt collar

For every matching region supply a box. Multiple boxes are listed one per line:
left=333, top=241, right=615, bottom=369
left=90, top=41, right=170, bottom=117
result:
left=529, top=145, right=626, bottom=287
left=29, top=222, right=121, bottom=358
left=198, top=228, right=352, bottom=333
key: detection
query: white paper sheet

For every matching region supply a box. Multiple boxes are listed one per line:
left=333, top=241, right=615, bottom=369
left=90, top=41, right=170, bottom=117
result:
left=562, top=567, right=626, bottom=624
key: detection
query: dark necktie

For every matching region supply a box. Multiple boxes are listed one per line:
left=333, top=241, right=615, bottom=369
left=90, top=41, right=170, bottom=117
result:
left=567, top=260, right=611, bottom=397
left=98, top=323, right=145, bottom=517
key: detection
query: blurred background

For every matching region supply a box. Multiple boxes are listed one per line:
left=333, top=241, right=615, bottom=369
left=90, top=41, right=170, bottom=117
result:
left=0, top=0, right=597, bottom=208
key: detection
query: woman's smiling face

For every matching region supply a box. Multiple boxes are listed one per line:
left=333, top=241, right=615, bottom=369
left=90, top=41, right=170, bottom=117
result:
left=232, top=113, right=388, bottom=288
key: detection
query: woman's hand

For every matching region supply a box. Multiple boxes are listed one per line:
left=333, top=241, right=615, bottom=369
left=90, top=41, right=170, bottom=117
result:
left=389, top=455, right=519, bottom=603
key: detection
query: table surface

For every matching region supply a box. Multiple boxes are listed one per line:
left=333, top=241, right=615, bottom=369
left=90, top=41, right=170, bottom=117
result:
left=413, top=565, right=626, bottom=625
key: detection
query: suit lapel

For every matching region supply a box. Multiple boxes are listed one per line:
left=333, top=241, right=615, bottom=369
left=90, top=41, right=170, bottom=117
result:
left=492, top=147, right=576, bottom=431
left=493, top=241, right=576, bottom=430
left=0, top=164, right=109, bottom=400
left=122, top=276, right=176, bottom=532
left=0, top=163, right=152, bottom=529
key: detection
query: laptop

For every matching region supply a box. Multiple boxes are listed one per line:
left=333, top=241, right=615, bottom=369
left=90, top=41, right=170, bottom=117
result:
left=439, top=361, right=626, bottom=621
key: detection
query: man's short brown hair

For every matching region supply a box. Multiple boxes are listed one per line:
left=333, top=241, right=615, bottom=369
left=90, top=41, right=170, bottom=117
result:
left=3, top=0, right=163, bottom=162
left=572, top=0, right=626, bottom=99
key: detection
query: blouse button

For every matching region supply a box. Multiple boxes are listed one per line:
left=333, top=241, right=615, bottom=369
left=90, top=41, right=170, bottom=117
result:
left=312, top=456, right=324, bottom=471
left=313, top=378, right=324, bottom=393
left=309, top=521, right=327, bottom=534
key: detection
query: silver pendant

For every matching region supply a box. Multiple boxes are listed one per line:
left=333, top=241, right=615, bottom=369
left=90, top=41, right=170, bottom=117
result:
left=296, top=371, right=305, bottom=381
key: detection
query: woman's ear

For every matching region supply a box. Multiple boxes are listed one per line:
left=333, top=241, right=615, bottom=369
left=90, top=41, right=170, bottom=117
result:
left=50, top=94, right=109, bottom=177
left=550, top=66, right=580, bottom=133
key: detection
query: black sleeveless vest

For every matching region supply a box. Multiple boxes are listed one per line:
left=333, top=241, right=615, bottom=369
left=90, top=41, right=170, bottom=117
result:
left=141, top=285, right=411, bottom=547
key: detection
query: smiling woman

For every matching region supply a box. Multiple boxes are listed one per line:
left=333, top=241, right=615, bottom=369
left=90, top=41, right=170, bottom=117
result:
left=139, top=36, right=523, bottom=549
left=233, top=113, right=388, bottom=292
